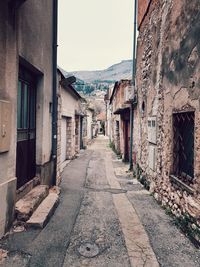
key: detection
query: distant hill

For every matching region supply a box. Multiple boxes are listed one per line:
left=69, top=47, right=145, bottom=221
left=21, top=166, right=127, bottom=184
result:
left=58, top=60, right=133, bottom=95
left=71, top=60, right=132, bottom=83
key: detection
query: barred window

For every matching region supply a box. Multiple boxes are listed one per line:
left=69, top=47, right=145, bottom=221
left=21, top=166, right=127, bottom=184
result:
left=173, top=112, right=194, bottom=185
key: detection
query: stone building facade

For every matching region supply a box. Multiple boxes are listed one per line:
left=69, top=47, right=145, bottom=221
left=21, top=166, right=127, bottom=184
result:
left=109, top=80, right=132, bottom=161
left=134, top=0, right=200, bottom=229
left=86, top=108, right=95, bottom=143
left=0, top=0, right=56, bottom=237
left=57, top=70, right=83, bottom=176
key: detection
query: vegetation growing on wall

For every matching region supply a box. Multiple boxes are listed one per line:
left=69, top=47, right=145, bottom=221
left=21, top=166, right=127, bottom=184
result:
left=136, top=164, right=150, bottom=190
left=109, top=141, right=121, bottom=157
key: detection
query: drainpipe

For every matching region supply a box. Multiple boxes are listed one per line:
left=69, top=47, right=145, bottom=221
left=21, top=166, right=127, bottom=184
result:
left=52, top=0, right=58, bottom=185
left=129, top=0, right=137, bottom=170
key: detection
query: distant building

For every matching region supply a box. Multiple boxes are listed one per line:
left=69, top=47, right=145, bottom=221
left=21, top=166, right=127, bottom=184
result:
left=57, top=69, right=96, bottom=181
left=104, top=86, right=114, bottom=140
left=57, top=69, right=83, bottom=178
left=86, top=107, right=95, bottom=142
left=97, top=112, right=106, bottom=135
left=109, top=80, right=132, bottom=160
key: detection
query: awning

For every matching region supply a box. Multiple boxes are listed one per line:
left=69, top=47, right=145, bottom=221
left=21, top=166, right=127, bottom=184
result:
left=113, top=107, right=130, bottom=115
left=75, top=110, right=86, bottom=117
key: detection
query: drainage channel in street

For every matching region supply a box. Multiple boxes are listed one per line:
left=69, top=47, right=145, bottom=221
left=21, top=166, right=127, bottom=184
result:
left=84, top=186, right=127, bottom=194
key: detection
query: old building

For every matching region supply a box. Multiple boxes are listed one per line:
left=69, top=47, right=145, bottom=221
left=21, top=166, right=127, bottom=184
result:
left=96, top=112, right=106, bottom=135
left=134, top=0, right=200, bottom=226
left=0, top=1, right=57, bottom=237
left=104, top=86, right=113, bottom=139
left=86, top=107, right=95, bottom=143
left=57, top=69, right=96, bottom=181
left=109, top=80, right=132, bottom=161
left=57, top=69, right=83, bottom=177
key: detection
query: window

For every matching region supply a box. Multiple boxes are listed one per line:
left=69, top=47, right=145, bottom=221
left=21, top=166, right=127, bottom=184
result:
left=173, top=112, right=194, bottom=185
left=148, top=117, right=157, bottom=144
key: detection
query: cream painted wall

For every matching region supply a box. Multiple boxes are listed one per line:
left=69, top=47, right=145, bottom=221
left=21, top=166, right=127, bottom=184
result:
left=87, top=110, right=93, bottom=141
left=0, top=1, right=18, bottom=237
left=18, top=0, right=53, bottom=165
left=0, top=0, right=54, bottom=237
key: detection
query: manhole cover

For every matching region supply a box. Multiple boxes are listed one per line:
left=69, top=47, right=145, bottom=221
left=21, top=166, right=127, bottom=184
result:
left=77, top=242, right=99, bottom=258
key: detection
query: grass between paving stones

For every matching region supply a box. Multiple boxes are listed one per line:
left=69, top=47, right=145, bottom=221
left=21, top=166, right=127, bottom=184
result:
left=135, top=163, right=200, bottom=247
left=136, top=164, right=150, bottom=190
left=164, top=208, right=200, bottom=248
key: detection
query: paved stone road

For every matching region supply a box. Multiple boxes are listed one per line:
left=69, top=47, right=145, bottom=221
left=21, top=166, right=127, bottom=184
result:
left=0, top=136, right=200, bottom=267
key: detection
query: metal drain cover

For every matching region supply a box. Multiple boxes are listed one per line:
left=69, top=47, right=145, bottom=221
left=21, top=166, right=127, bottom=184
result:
left=78, top=242, right=99, bottom=258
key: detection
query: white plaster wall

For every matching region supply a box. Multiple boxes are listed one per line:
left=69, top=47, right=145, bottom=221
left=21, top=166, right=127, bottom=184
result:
left=87, top=110, right=93, bottom=141
left=61, top=88, right=80, bottom=158
left=62, top=90, right=79, bottom=118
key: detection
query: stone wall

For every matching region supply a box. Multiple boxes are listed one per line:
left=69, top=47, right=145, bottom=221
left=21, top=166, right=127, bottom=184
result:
left=138, top=0, right=153, bottom=29
left=56, top=77, right=62, bottom=185
left=75, top=116, right=80, bottom=153
left=134, top=0, right=200, bottom=229
left=66, top=118, right=73, bottom=158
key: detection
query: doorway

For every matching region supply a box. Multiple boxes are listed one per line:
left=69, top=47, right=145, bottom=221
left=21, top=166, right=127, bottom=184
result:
left=16, top=67, right=36, bottom=189
left=124, top=120, right=130, bottom=162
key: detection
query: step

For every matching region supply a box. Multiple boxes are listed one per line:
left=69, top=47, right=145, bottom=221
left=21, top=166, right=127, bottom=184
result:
left=26, top=192, right=59, bottom=229
left=15, top=185, right=49, bottom=221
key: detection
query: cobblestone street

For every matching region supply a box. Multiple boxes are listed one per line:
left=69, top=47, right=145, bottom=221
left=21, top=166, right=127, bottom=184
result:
left=1, top=136, right=200, bottom=267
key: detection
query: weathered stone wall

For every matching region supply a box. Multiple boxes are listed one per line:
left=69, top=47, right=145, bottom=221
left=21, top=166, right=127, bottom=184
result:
left=56, top=74, right=62, bottom=185
left=66, top=118, right=73, bottom=158
left=87, top=109, right=94, bottom=142
left=75, top=116, right=80, bottom=153
left=138, top=0, right=152, bottom=29
left=135, top=0, right=200, bottom=226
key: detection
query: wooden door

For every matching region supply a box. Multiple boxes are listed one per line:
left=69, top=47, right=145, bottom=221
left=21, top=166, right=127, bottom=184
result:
left=124, top=120, right=130, bottom=162
left=16, top=68, right=36, bottom=189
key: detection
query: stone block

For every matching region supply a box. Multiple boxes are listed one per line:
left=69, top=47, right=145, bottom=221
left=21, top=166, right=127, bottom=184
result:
left=186, top=196, right=200, bottom=219
left=27, top=193, right=59, bottom=228
left=15, top=185, right=49, bottom=221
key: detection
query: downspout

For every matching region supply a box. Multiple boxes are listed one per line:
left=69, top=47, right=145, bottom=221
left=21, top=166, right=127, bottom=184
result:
left=129, top=0, right=137, bottom=170
left=52, top=0, right=58, bottom=185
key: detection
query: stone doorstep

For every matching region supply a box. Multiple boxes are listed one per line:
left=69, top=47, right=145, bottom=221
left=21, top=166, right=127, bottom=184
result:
left=15, top=185, right=49, bottom=221
left=16, top=177, right=40, bottom=202
left=26, top=193, right=59, bottom=229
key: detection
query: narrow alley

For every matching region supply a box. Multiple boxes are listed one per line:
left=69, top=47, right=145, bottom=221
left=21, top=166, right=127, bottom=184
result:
left=0, top=136, right=200, bottom=267
left=1, top=1, right=200, bottom=266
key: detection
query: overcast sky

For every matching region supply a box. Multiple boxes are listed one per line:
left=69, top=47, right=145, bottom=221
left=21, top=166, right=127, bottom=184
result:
left=58, top=0, right=134, bottom=72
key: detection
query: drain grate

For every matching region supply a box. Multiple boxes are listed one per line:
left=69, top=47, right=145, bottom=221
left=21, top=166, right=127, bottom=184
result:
left=77, top=242, right=99, bottom=258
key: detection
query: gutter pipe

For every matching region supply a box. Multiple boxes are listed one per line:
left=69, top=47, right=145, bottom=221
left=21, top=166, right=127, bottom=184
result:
left=52, top=0, right=58, bottom=185
left=129, top=0, right=137, bottom=170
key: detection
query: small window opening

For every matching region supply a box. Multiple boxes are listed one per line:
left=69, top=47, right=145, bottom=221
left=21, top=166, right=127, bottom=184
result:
left=141, top=101, right=145, bottom=113
left=152, top=120, right=156, bottom=127
left=173, top=112, right=194, bottom=185
left=116, top=121, right=120, bottom=136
